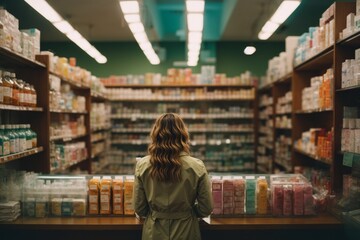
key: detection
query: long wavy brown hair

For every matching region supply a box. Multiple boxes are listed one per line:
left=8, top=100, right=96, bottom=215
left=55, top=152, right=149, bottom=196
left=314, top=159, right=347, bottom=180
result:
left=148, top=113, right=190, bottom=182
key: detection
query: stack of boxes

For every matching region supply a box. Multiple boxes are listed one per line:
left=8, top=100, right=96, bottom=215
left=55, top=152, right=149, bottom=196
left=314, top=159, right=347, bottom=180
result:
left=233, top=178, right=245, bottom=214
left=245, top=177, right=256, bottom=214
left=301, top=68, right=333, bottom=111
left=341, top=48, right=360, bottom=88
left=211, top=177, right=223, bottom=214
left=294, top=4, right=335, bottom=66
left=340, top=0, right=360, bottom=39
left=341, top=106, right=360, bottom=154
left=222, top=178, right=234, bottom=214
left=124, top=176, right=135, bottom=215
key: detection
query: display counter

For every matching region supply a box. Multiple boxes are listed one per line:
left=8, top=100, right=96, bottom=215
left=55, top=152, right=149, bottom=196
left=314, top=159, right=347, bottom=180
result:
left=0, top=214, right=345, bottom=240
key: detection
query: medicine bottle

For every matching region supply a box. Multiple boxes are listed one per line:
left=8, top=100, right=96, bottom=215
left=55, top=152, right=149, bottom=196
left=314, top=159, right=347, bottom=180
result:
left=23, top=83, right=31, bottom=107
left=17, top=80, right=25, bottom=107
left=30, top=85, right=37, bottom=107
left=0, top=70, right=4, bottom=104
left=0, top=125, right=10, bottom=155
left=3, top=71, right=14, bottom=105
left=5, top=125, right=16, bottom=154
left=11, top=73, right=20, bottom=106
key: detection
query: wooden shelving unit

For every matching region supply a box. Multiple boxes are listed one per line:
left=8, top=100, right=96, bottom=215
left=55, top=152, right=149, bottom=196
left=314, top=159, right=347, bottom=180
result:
left=0, top=147, right=44, bottom=164
left=109, top=85, right=257, bottom=174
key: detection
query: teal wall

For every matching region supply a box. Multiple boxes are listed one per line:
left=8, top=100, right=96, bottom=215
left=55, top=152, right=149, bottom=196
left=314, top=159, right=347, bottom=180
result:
left=41, top=41, right=284, bottom=77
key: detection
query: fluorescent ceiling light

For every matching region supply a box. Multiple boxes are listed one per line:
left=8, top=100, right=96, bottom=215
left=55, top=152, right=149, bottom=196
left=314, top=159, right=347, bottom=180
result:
left=124, top=14, right=141, bottom=23
left=262, top=21, right=280, bottom=33
left=244, top=46, right=256, bottom=55
left=187, top=61, right=197, bottom=67
left=134, top=32, right=148, bottom=43
left=139, top=42, right=152, bottom=51
left=258, top=0, right=301, bottom=40
left=119, top=1, right=139, bottom=14
left=53, top=20, right=74, bottom=34
left=186, top=1, right=205, bottom=13
left=24, top=0, right=62, bottom=23
left=187, top=13, right=204, bottom=31
left=270, top=0, right=301, bottom=24
left=258, top=31, right=272, bottom=40
left=188, top=43, right=201, bottom=51
left=96, top=56, right=108, bottom=64
left=129, top=22, right=145, bottom=33
left=25, top=0, right=107, bottom=64
left=188, top=31, right=202, bottom=44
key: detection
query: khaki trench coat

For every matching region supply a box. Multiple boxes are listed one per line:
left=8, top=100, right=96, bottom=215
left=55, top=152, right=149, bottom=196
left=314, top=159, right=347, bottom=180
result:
left=134, top=152, right=213, bottom=240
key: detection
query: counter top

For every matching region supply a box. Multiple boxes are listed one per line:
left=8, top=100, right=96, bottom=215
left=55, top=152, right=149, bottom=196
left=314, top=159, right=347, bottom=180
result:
left=0, top=214, right=342, bottom=231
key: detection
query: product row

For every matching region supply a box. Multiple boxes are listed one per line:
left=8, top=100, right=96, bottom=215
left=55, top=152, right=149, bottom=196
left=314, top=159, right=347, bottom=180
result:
left=106, top=88, right=255, bottom=100
left=101, top=67, right=255, bottom=86
left=0, top=124, right=37, bottom=156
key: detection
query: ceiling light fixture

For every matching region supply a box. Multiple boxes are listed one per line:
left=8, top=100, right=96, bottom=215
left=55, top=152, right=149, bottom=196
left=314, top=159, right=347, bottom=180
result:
left=186, top=0, right=204, bottom=67
left=244, top=46, right=256, bottom=55
left=119, top=0, right=160, bottom=65
left=258, top=0, right=301, bottom=40
left=24, top=0, right=107, bottom=64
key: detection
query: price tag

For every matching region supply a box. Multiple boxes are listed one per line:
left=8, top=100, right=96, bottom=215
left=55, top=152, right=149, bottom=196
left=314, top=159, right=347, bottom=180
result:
left=343, top=152, right=354, bottom=167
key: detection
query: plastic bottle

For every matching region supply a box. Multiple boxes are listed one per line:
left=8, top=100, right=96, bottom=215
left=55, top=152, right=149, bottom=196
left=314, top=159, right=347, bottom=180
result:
left=5, top=125, right=16, bottom=154
left=11, top=73, right=19, bottom=106
left=17, top=124, right=27, bottom=152
left=0, top=125, right=10, bottom=155
left=24, top=124, right=33, bottom=150
left=3, top=71, right=14, bottom=105
left=23, top=83, right=31, bottom=107
left=10, top=125, right=19, bottom=153
left=17, top=80, right=25, bottom=107
left=30, top=85, right=37, bottom=107
left=27, top=124, right=37, bottom=148
left=0, top=70, right=4, bottom=104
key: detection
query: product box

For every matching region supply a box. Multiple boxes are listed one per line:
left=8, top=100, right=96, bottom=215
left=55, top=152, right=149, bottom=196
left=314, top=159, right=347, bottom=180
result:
left=211, top=177, right=223, bottom=215
left=100, top=176, right=112, bottom=214
left=112, top=176, right=124, bottom=215
left=124, top=176, right=135, bottom=215
left=88, top=176, right=100, bottom=215
left=222, top=177, right=234, bottom=214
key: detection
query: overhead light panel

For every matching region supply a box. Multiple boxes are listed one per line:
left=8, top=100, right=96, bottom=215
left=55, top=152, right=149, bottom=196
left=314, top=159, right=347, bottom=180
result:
left=186, top=0, right=205, bottom=13
left=258, top=0, right=301, bottom=40
left=244, top=46, right=256, bottom=55
left=119, top=0, right=161, bottom=65
left=187, top=13, right=204, bottom=32
left=124, top=14, right=141, bottom=23
left=119, top=0, right=139, bottom=14
left=186, top=0, right=205, bottom=66
left=129, top=22, right=145, bottom=33
left=24, top=0, right=107, bottom=64
left=24, top=0, right=62, bottom=23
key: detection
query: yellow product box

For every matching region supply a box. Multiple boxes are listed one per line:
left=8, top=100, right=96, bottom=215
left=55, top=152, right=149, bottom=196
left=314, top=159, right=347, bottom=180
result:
left=124, top=176, right=134, bottom=215
left=73, top=199, right=86, bottom=216
left=100, top=177, right=112, bottom=215
left=112, top=176, right=124, bottom=215
left=88, top=177, right=100, bottom=214
left=51, top=198, right=62, bottom=216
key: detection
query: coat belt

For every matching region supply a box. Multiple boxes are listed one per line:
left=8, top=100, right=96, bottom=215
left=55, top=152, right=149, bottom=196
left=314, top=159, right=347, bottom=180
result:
left=151, top=210, right=192, bottom=219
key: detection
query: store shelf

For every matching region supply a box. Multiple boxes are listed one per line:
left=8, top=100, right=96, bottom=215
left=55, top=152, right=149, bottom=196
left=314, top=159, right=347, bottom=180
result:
left=50, top=109, right=88, bottom=114
left=51, top=157, right=88, bottom=173
left=259, top=103, right=273, bottom=108
left=91, top=125, right=111, bottom=132
left=110, top=98, right=255, bottom=102
left=293, top=147, right=332, bottom=165
left=112, top=129, right=254, bottom=133
left=104, top=84, right=255, bottom=88
left=91, top=92, right=109, bottom=101
left=337, top=30, right=360, bottom=47
left=91, top=151, right=106, bottom=159
left=294, top=45, right=334, bottom=71
left=110, top=113, right=253, bottom=120
left=274, top=160, right=292, bottom=172
left=295, top=108, right=333, bottom=114
left=0, top=147, right=44, bottom=164
left=91, top=136, right=106, bottom=143
left=274, top=73, right=292, bottom=85
left=274, top=112, right=292, bottom=116
left=0, top=104, right=43, bottom=112
left=275, top=127, right=292, bottom=130
left=50, top=133, right=88, bottom=142
left=258, top=83, right=273, bottom=93
left=111, top=140, right=149, bottom=145
left=257, top=165, right=270, bottom=173
left=0, top=46, right=46, bottom=69
left=336, top=85, right=360, bottom=93
left=49, top=71, right=90, bottom=90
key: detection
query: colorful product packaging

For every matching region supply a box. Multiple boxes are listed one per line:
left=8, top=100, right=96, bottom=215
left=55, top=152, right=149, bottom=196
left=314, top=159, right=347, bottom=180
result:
left=112, top=176, right=124, bottom=215
left=124, top=176, right=135, bottom=215
left=256, top=177, right=268, bottom=214
left=100, top=176, right=112, bottom=214
left=88, top=176, right=100, bottom=215
left=223, top=178, right=234, bottom=215
left=211, top=177, right=223, bottom=215
left=233, top=178, right=245, bottom=214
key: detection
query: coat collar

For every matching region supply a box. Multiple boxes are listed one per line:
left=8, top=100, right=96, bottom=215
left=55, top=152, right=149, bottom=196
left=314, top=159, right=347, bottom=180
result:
left=179, top=151, right=189, bottom=157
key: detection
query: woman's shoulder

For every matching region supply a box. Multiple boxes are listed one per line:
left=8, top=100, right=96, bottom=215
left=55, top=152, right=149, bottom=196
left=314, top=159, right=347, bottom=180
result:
left=181, top=155, right=207, bottom=175
left=135, top=155, right=151, bottom=175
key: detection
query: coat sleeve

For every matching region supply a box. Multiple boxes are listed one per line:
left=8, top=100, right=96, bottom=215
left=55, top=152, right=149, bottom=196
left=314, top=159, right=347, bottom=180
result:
left=193, top=165, right=214, bottom=218
left=133, top=161, right=149, bottom=217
